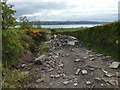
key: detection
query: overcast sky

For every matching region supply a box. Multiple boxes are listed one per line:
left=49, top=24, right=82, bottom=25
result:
left=8, top=0, right=119, bottom=22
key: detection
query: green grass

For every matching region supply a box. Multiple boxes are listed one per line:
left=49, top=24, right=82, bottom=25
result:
left=38, top=42, right=51, bottom=55
left=2, top=68, right=29, bottom=88
left=51, top=21, right=119, bottom=61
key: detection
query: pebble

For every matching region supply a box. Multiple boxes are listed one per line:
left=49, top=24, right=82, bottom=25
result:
left=94, top=77, right=101, bottom=81
left=84, top=57, right=88, bottom=59
left=89, top=68, right=95, bottom=71
left=21, top=64, right=26, bottom=68
left=115, top=72, right=120, bottom=78
left=55, top=74, right=60, bottom=78
left=89, top=58, right=95, bottom=61
left=71, top=49, right=74, bottom=52
left=48, top=68, right=54, bottom=72
left=58, top=63, right=64, bottom=67
left=86, top=81, right=92, bottom=85
left=88, top=55, right=94, bottom=58
left=66, top=54, right=70, bottom=57
left=63, top=81, right=69, bottom=85
left=75, top=59, right=80, bottom=62
left=81, top=70, right=88, bottom=75
left=75, top=68, right=81, bottom=75
left=74, top=83, right=78, bottom=86
left=50, top=75, right=54, bottom=78
left=97, top=54, right=103, bottom=57
left=36, top=78, right=44, bottom=83
left=105, top=73, right=115, bottom=77
left=101, top=84, right=104, bottom=87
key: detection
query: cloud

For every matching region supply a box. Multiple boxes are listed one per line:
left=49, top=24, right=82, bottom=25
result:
left=7, top=0, right=119, bottom=21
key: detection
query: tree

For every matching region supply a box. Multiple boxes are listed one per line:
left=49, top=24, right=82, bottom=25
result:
left=19, top=16, right=32, bottom=29
left=2, top=0, right=16, bottom=30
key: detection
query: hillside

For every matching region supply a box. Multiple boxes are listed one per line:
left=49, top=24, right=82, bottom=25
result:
left=52, top=21, right=120, bottom=60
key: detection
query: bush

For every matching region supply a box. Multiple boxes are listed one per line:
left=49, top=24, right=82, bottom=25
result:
left=2, top=29, right=23, bottom=66
left=25, top=28, right=47, bottom=45
left=38, top=42, right=51, bottom=55
left=53, top=21, right=119, bottom=60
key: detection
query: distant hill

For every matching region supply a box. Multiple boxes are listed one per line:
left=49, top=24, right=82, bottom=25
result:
left=30, top=21, right=108, bottom=25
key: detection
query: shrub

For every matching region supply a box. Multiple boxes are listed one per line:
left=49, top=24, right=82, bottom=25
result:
left=25, top=28, right=47, bottom=45
left=2, top=29, right=23, bottom=66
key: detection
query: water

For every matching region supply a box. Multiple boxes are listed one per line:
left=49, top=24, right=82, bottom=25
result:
left=41, top=24, right=102, bottom=28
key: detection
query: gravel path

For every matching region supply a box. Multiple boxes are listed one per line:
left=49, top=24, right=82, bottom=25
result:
left=26, top=34, right=120, bottom=88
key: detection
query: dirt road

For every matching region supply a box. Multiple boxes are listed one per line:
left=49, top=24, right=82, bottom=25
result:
left=26, top=35, right=120, bottom=88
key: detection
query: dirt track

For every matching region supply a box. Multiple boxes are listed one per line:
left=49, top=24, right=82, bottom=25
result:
left=26, top=35, right=120, bottom=88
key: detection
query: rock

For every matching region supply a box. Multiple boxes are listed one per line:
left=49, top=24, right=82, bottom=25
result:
left=58, top=63, right=64, bottom=67
left=105, top=73, right=115, bottom=77
left=36, top=78, right=44, bottom=83
left=69, top=36, right=77, bottom=40
left=106, top=56, right=111, bottom=59
left=63, top=81, right=69, bottom=85
left=101, top=84, right=104, bottom=87
left=108, top=80, right=118, bottom=86
left=68, top=41, right=75, bottom=46
left=55, top=74, right=60, bottom=78
left=89, top=58, right=95, bottom=61
left=21, top=64, right=26, bottom=68
left=74, top=83, right=78, bottom=86
left=86, top=81, right=92, bottom=85
left=84, top=57, right=88, bottom=59
left=86, top=52, right=89, bottom=55
left=34, top=55, right=46, bottom=65
left=75, top=68, right=81, bottom=75
left=115, top=72, right=120, bottom=78
left=54, top=55, right=59, bottom=59
left=88, top=55, right=94, bottom=58
left=81, top=70, right=88, bottom=75
left=71, top=49, right=74, bottom=52
left=66, top=54, right=70, bottom=57
left=89, top=68, right=95, bottom=71
left=97, top=54, right=103, bottom=57
left=50, top=75, right=54, bottom=78
left=94, top=77, right=101, bottom=81
left=48, top=68, right=54, bottom=72
left=109, top=62, right=120, bottom=69
left=75, top=59, right=80, bottom=62
left=48, top=53, right=53, bottom=56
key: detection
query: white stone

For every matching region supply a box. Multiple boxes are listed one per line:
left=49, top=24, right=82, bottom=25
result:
left=86, top=81, right=92, bottom=85
left=58, top=63, right=64, bottom=67
left=36, top=78, right=44, bottom=83
left=63, top=81, right=69, bottom=85
left=68, top=41, right=75, bottom=46
left=89, top=55, right=94, bottom=58
left=75, top=59, right=80, bottom=62
left=109, top=62, right=120, bottom=69
left=89, top=58, right=95, bottom=61
left=94, top=77, right=101, bottom=81
left=75, top=68, right=81, bottom=75
left=74, top=83, right=78, bottom=86
left=84, top=57, right=88, bottom=59
left=81, top=70, right=88, bottom=75
left=50, top=75, right=54, bottom=78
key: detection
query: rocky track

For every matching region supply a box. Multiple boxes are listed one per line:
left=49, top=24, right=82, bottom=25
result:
left=25, top=34, right=119, bottom=88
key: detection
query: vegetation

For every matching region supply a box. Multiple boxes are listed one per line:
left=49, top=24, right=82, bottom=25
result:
left=19, top=16, right=32, bottom=29
left=2, top=1, right=16, bottom=30
left=2, top=68, right=29, bottom=88
left=52, top=21, right=119, bottom=61
left=2, top=1, right=48, bottom=88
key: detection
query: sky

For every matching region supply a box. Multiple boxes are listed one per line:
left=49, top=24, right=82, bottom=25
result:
left=7, top=0, right=120, bottom=22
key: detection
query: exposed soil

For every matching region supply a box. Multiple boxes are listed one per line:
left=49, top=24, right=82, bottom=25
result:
left=21, top=35, right=120, bottom=88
